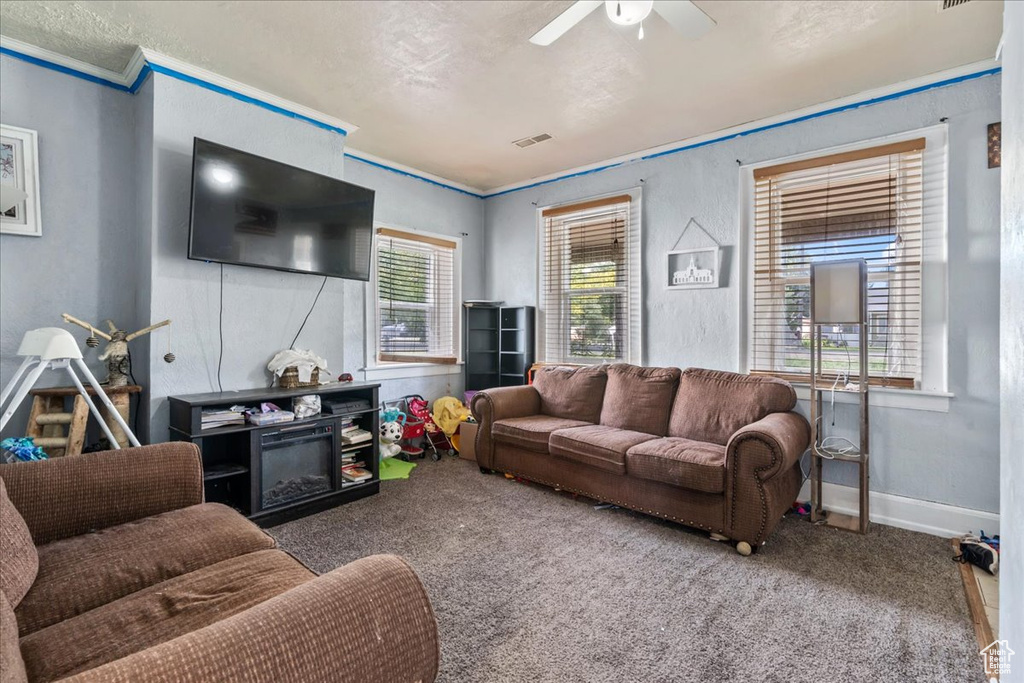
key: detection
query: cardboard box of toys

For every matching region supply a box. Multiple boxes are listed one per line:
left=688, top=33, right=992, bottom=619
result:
left=458, top=421, right=478, bottom=462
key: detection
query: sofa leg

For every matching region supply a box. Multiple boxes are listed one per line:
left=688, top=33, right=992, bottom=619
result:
left=735, top=541, right=753, bottom=556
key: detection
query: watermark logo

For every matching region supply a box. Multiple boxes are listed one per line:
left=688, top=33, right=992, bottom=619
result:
left=980, top=639, right=1014, bottom=680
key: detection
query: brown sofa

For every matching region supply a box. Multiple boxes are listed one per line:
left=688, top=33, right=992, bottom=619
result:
left=0, top=443, right=439, bottom=683
left=471, top=365, right=810, bottom=553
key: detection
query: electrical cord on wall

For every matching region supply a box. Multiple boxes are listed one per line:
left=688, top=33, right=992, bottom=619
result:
left=289, top=276, right=328, bottom=350
left=217, top=263, right=224, bottom=393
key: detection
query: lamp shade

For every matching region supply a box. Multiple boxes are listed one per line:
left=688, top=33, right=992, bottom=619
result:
left=811, top=260, right=866, bottom=325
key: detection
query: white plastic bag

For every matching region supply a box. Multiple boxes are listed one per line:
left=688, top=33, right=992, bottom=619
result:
left=293, top=394, right=322, bottom=419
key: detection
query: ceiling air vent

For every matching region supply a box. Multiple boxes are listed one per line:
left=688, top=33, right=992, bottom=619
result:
left=938, top=0, right=972, bottom=10
left=512, top=133, right=553, bottom=149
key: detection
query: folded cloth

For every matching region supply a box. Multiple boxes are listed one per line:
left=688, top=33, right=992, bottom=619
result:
left=267, top=349, right=331, bottom=384
left=431, top=396, right=470, bottom=436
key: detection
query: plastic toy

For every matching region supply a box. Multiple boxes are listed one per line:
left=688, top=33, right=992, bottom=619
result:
left=380, top=420, right=404, bottom=459
left=1, top=436, right=48, bottom=463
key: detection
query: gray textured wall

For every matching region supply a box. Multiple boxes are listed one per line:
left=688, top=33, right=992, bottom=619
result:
left=144, top=74, right=484, bottom=440
left=0, top=60, right=485, bottom=445
left=145, top=73, right=349, bottom=442
left=0, top=55, right=140, bottom=440
left=999, top=0, right=1023, bottom=673
left=343, top=157, right=484, bottom=402
left=0, top=54, right=1003, bottom=519
left=484, top=75, right=1002, bottom=513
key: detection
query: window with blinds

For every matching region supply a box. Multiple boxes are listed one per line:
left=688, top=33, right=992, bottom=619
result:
left=539, top=193, right=642, bottom=364
left=751, top=138, right=927, bottom=388
left=375, top=227, right=458, bottom=365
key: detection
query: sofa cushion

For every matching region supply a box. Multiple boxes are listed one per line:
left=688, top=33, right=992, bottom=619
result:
left=668, top=368, right=797, bottom=445
left=1, top=592, right=26, bottom=683
left=550, top=425, right=657, bottom=474
left=15, top=502, right=275, bottom=636
left=532, top=365, right=608, bottom=422
left=626, top=437, right=727, bottom=493
left=19, top=549, right=314, bottom=682
left=493, top=416, right=592, bottom=452
left=0, top=478, right=37, bottom=608
left=599, top=364, right=682, bottom=436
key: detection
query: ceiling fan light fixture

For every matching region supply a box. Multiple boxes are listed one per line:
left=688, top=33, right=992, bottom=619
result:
left=604, top=0, right=653, bottom=26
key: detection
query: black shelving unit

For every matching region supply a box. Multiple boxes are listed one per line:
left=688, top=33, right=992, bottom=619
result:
left=464, top=305, right=534, bottom=390
left=168, top=382, right=379, bottom=527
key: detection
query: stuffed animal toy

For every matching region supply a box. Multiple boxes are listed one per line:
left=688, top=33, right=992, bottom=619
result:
left=380, top=420, right=404, bottom=459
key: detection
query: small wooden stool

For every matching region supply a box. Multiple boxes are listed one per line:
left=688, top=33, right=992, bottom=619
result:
left=26, top=385, right=141, bottom=456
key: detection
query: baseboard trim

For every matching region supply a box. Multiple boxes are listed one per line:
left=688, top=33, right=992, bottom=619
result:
left=797, top=481, right=999, bottom=538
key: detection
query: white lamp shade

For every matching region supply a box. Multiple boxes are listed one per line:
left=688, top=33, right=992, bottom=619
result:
left=812, top=260, right=866, bottom=324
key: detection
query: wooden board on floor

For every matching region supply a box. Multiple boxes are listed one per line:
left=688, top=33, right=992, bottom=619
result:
left=821, top=510, right=863, bottom=532
left=952, top=537, right=996, bottom=679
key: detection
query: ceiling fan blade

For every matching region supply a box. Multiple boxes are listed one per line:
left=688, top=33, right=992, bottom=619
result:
left=654, top=0, right=716, bottom=41
left=529, top=0, right=604, bottom=46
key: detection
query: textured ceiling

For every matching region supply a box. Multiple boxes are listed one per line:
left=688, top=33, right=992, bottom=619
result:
left=0, top=0, right=1004, bottom=190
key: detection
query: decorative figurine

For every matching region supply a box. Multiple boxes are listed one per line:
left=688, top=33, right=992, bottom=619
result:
left=61, top=313, right=175, bottom=386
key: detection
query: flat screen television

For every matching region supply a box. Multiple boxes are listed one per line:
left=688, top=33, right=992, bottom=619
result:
left=188, top=138, right=374, bottom=280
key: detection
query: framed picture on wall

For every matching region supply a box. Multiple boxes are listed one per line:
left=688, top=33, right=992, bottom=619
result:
left=667, top=247, right=720, bottom=289
left=1, top=125, right=42, bottom=237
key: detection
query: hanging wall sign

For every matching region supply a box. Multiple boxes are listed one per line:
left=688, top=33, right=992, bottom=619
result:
left=666, top=218, right=721, bottom=290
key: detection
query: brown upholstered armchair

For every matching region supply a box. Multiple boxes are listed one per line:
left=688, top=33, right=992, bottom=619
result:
left=1, top=444, right=439, bottom=683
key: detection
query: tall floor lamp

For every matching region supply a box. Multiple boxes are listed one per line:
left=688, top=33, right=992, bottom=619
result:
left=809, top=259, right=871, bottom=533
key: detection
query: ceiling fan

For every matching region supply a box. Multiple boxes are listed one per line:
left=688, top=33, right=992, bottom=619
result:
left=529, top=0, right=715, bottom=45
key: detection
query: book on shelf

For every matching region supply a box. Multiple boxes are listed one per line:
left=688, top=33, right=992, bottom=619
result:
left=341, top=428, right=373, bottom=445
left=342, top=466, right=372, bottom=482
left=201, top=409, right=245, bottom=428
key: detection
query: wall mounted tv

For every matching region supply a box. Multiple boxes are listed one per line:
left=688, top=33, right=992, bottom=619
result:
left=188, top=138, right=374, bottom=281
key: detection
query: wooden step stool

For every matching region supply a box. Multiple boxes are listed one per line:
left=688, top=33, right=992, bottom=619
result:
left=25, top=385, right=141, bottom=456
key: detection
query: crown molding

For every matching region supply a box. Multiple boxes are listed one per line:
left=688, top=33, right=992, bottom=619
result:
left=136, top=47, right=358, bottom=135
left=0, top=35, right=134, bottom=90
left=0, top=36, right=487, bottom=198
left=0, top=35, right=1001, bottom=200
left=344, top=148, right=485, bottom=198
left=482, top=57, right=1002, bottom=197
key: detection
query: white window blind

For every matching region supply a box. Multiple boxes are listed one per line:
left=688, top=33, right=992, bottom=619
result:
left=539, top=193, right=641, bottom=364
left=751, top=138, right=927, bottom=388
left=375, top=227, right=457, bottom=365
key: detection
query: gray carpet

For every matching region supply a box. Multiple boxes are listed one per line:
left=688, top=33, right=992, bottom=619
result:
left=270, top=457, right=983, bottom=683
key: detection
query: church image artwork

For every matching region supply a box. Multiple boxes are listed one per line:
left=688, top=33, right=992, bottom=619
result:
left=667, top=247, right=720, bottom=289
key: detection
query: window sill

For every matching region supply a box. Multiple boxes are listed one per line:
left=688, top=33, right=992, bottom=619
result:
left=361, top=362, right=463, bottom=381
left=793, top=384, right=953, bottom=413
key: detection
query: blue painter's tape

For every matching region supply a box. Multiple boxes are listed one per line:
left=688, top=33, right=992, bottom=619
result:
left=127, top=64, right=152, bottom=94
left=638, top=67, right=1003, bottom=163
left=2, top=42, right=1000, bottom=201
left=485, top=66, right=1002, bottom=198
left=0, top=46, right=131, bottom=92
left=483, top=160, right=630, bottom=199
left=145, top=62, right=348, bottom=136
left=344, top=153, right=485, bottom=199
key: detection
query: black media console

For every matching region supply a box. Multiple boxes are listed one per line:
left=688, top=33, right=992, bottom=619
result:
left=168, top=382, right=380, bottom=526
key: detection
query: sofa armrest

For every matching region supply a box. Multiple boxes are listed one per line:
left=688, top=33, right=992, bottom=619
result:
left=62, top=554, right=440, bottom=683
left=723, top=412, right=810, bottom=545
left=0, top=443, right=203, bottom=545
left=725, top=412, right=810, bottom=483
left=470, top=386, right=541, bottom=468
